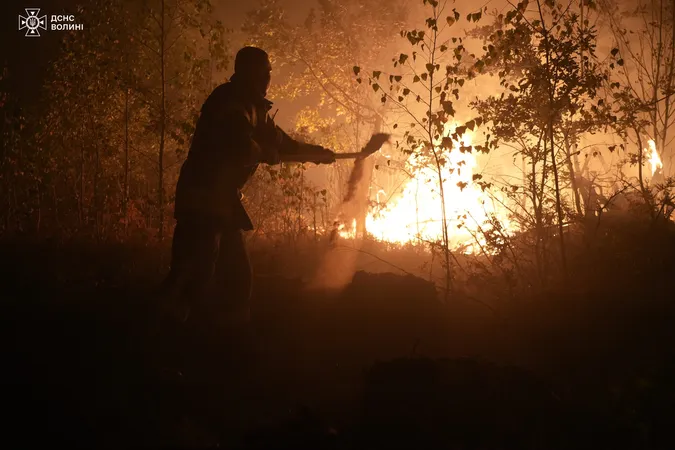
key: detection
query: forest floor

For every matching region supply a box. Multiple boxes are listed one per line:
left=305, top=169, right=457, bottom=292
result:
left=2, top=237, right=675, bottom=449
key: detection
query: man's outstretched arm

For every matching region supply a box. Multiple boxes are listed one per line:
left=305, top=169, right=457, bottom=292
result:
left=259, top=118, right=336, bottom=165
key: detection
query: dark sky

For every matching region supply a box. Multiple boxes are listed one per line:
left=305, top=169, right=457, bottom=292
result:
left=0, top=0, right=309, bottom=107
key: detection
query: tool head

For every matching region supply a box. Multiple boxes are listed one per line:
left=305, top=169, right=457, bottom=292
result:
left=360, top=133, right=391, bottom=158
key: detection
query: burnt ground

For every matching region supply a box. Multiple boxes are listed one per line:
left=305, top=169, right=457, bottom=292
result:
left=2, top=240, right=675, bottom=449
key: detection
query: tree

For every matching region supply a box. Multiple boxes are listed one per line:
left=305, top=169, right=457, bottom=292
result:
left=133, top=0, right=228, bottom=240
left=36, top=0, right=228, bottom=240
left=356, top=0, right=488, bottom=297
left=471, top=0, right=607, bottom=284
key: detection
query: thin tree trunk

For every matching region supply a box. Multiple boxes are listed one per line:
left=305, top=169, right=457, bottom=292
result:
left=95, top=143, right=100, bottom=240
left=564, top=136, right=583, bottom=216
left=158, top=0, right=166, bottom=241
left=124, top=87, right=130, bottom=237
left=80, top=146, right=85, bottom=227
left=36, top=181, right=41, bottom=234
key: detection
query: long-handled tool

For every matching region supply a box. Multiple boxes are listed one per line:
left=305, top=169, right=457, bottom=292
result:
left=334, top=133, right=390, bottom=160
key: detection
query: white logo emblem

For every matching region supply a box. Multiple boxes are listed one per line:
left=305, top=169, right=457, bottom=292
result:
left=19, top=8, right=47, bottom=37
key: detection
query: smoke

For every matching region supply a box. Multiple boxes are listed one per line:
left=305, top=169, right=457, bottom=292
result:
left=307, top=155, right=375, bottom=291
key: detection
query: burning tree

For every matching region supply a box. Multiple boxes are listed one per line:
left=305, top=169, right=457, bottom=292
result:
left=354, top=0, right=493, bottom=296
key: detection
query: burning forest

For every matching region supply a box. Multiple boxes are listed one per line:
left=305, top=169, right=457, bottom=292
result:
left=2, top=0, right=675, bottom=448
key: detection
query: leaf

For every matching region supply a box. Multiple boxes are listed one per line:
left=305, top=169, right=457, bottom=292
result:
left=373, top=71, right=382, bottom=79
left=353, top=66, right=360, bottom=76
left=441, top=136, right=453, bottom=148
left=466, top=120, right=475, bottom=131
left=472, top=174, right=483, bottom=181
left=372, top=83, right=380, bottom=92
left=403, top=88, right=410, bottom=95
left=399, top=53, right=408, bottom=64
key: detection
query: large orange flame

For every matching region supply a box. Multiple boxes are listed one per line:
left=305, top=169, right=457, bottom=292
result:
left=360, top=125, right=511, bottom=252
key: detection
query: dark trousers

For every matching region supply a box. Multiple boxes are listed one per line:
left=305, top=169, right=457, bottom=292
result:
left=163, top=215, right=252, bottom=315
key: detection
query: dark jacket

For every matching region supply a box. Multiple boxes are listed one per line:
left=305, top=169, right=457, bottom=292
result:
left=174, top=79, right=319, bottom=230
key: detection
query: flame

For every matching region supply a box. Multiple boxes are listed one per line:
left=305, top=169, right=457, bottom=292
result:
left=646, top=139, right=663, bottom=177
left=362, top=125, right=511, bottom=253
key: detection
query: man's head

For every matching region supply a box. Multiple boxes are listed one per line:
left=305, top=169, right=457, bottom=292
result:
left=234, top=46, right=272, bottom=98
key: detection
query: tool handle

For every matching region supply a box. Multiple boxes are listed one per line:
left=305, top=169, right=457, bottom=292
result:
left=334, top=152, right=366, bottom=160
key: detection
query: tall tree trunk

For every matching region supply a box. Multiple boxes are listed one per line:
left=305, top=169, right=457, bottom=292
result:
left=564, top=136, right=583, bottom=216
left=80, top=146, right=85, bottom=227
left=158, top=0, right=166, bottom=241
left=36, top=181, right=41, bottom=234
left=95, top=143, right=100, bottom=240
left=124, top=87, right=130, bottom=237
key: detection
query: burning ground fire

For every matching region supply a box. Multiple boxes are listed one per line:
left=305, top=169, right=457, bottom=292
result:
left=339, top=127, right=511, bottom=253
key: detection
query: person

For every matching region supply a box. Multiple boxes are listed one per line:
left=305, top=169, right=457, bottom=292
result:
left=160, top=46, right=336, bottom=325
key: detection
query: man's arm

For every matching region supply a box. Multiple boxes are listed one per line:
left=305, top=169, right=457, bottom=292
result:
left=258, top=115, right=335, bottom=165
